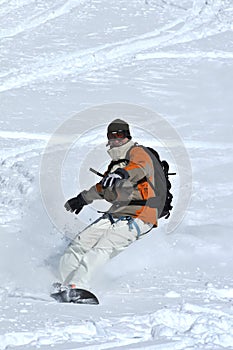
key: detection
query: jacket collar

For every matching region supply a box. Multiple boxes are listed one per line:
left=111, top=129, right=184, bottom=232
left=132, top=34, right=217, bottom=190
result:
left=107, top=140, right=135, bottom=161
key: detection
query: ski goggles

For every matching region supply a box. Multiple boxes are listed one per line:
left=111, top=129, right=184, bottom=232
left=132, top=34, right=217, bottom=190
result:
left=107, top=130, right=126, bottom=140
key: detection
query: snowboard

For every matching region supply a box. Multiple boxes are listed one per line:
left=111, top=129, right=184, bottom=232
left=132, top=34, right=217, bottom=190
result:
left=50, top=288, right=99, bottom=305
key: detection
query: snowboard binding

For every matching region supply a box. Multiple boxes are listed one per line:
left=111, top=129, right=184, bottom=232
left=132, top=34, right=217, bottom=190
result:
left=50, top=285, right=99, bottom=305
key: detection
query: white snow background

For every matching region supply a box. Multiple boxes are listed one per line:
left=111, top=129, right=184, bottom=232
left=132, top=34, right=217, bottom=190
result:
left=1, top=0, right=233, bottom=349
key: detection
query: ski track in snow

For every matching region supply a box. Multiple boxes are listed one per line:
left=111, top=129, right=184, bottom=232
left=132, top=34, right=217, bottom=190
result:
left=136, top=50, right=233, bottom=60
left=0, top=0, right=87, bottom=38
left=0, top=0, right=232, bottom=92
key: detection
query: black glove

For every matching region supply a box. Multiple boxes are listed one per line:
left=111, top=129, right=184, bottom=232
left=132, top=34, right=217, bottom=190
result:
left=64, top=193, right=87, bottom=215
left=102, top=168, right=129, bottom=189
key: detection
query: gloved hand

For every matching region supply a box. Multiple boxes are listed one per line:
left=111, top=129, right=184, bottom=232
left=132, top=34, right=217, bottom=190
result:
left=102, top=168, right=129, bottom=189
left=64, top=193, right=87, bottom=215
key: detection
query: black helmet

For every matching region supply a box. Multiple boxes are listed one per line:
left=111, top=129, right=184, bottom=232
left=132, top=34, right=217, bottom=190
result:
left=107, top=119, right=131, bottom=140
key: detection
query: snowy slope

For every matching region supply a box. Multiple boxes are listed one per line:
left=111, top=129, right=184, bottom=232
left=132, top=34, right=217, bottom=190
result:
left=1, top=0, right=233, bottom=349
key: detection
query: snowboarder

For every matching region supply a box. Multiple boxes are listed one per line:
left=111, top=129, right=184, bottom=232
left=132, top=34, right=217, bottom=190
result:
left=52, top=119, right=164, bottom=301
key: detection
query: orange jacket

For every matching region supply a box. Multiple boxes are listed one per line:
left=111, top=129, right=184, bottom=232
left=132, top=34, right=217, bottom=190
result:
left=82, top=141, right=158, bottom=227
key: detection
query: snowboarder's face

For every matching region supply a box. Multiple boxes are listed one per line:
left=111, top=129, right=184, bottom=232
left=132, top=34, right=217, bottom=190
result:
left=108, top=137, right=129, bottom=148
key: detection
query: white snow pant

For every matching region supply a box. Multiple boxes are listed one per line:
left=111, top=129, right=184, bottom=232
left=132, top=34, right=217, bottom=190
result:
left=59, top=215, right=153, bottom=289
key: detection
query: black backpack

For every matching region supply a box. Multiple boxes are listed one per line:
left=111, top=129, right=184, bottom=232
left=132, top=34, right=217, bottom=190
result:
left=144, top=147, right=175, bottom=219
left=90, top=145, right=175, bottom=220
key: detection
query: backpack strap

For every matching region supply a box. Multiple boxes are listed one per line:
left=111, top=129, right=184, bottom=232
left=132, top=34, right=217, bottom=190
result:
left=106, top=159, right=129, bottom=174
